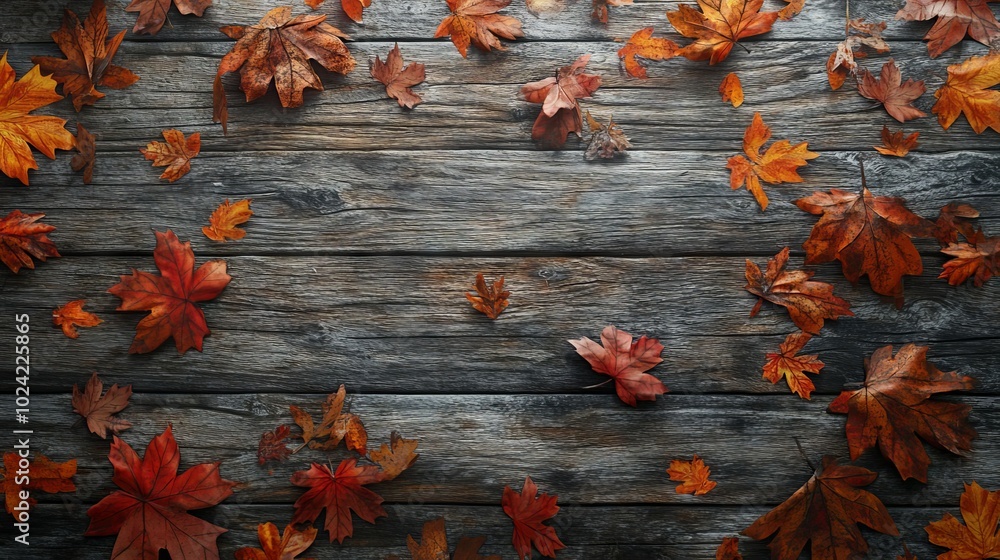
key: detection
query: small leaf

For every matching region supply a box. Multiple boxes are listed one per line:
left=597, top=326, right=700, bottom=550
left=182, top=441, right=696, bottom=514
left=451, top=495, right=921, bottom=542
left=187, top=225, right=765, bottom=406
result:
left=71, top=124, right=96, bottom=184
left=727, top=112, right=818, bottom=211
left=0, top=210, right=60, bottom=273
left=203, top=198, right=253, bottom=242
left=53, top=300, right=102, bottom=339
left=371, top=43, right=426, bottom=109
left=719, top=72, right=744, bottom=107
left=502, top=476, right=564, bottom=560
left=235, top=522, right=317, bottom=560
left=857, top=59, right=926, bottom=123
left=874, top=125, right=919, bottom=157
left=466, top=273, right=510, bottom=319
left=762, top=331, right=824, bottom=399
left=569, top=325, right=667, bottom=406
left=141, top=130, right=201, bottom=182
left=667, top=454, right=717, bottom=495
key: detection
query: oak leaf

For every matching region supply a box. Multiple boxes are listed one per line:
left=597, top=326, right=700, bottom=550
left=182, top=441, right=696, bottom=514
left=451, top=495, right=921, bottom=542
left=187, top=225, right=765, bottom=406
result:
left=72, top=373, right=131, bottom=439
left=291, top=459, right=386, bottom=543
left=617, top=27, right=678, bottom=79
left=434, top=0, right=524, bottom=58
left=371, top=43, right=426, bottom=109
left=935, top=202, right=980, bottom=245
left=503, top=476, right=564, bottom=560
left=727, top=112, right=818, bottom=210
left=2, top=452, right=76, bottom=515
left=743, top=456, right=898, bottom=559
left=763, top=331, right=824, bottom=399
left=666, top=0, right=780, bottom=64
left=826, top=18, right=889, bottom=90
left=235, top=522, right=317, bottom=560
left=141, top=129, right=200, bottom=182
left=716, top=536, right=743, bottom=560
left=592, top=0, right=633, bottom=23
left=926, top=481, right=1000, bottom=559
left=932, top=52, right=1000, bottom=134
left=466, top=273, right=510, bottom=319
left=108, top=230, right=231, bottom=354
left=569, top=325, right=668, bottom=406
left=31, top=0, right=139, bottom=111
left=857, top=59, right=927, bottom=122
left=0, top=53, right=74, bottom=185
left=203, top=198, right=253, bottom=242
left=395, top=517, right=501, bottom=560
left=368, top=431, right=420, bottom=482
left=521, top=54, right=602, bottom=148
left=290, top=385, right=368, bottom=455
left=126, top=0, right=212, bottom=36
left=896, top=0, right=1000, bottom=58
left=941, top=229, right=1000, bottom=287
left=875, top=125, right=919, bottom=157
left=213, top=7, right=356, bottom=133
left=86, top=425, right=236, bottom=560
left=0, top=210, right=60, bottom=273
left=828, top=343, right=976, bottom=482
left=667, top=455, right=717, bottom=495
left=585, top=111, right=631, bottom=160
left=719, top=72, right=744, bottom=107
left=53, top=299, right=102, bottom=339
left=71, top=123, right=96, bottom=184
left=257, top=425, right=293, bottom=465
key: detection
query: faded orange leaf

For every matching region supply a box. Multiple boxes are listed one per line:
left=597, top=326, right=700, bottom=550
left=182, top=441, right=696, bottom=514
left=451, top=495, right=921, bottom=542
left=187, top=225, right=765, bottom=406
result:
left=53, top=300, right=102, bottom=339
left=369, top=432, right=420, bottom=482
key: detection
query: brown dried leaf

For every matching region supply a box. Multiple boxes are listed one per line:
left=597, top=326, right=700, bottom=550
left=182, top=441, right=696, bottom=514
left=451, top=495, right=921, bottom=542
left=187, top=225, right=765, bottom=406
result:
left=466, top=273, right=510, bottom=319
left=585, top=111, right=631, bottom=160
left=71, top=123, right=96, bottom=184
left=371, top=43, right=426, bottom=109
left=141, top=129, right=200, bottom=182
left=71, top=372, right=131, bottom=438
left=874, top=125, right=919, bottom=157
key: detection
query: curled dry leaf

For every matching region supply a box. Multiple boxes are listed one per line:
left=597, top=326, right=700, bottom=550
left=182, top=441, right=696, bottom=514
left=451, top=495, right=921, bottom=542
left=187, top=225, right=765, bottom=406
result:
left=2, top=452, right=76, bottom=515
left=667, top=455, right=717, bottom=495
left=592, top=0, right=633, bottom=23
left=874, top=125, right=919, bottom=157
left=434, top=0, right=524, bottom=58
left=521, top=54, right=602, bottom=149
left=126, top=0, right=212, bottom=35
left=941, top=229, right=1000, bottom=287
left=719, top=72, right=744, bottom=107
left=291, top=459, right=387, bottom=543
left=71, top=123, right=96, bottom=184
left=466, top=273, right=510, bottom=319
left=828, top=343, right=976, bottom=482
left=0, top=53, right=75, bottom=185
left=584, top=111, right=631, bottom=160
left=503, top=476, right=565, bottom=560
left=857, top=59, right=927, bottom=123
left=290, top=384, right=368, bottom=455
left=935, top=202, right=980, bottom=245
left=203, top=198, right=254, bottom=242
left=213, top=7, right=356, bottom=133
left=826, top=18, right=888, bottom=90
left=393, top=517, right=501, bottom=560
left=141, top=129, right=201, bottom=182
left=31, top=0, right=139, bottom=111
left=716, top=536, right=743, bottom=560
left=727, top=112, right=819, bottom=211
left=762, top=331, right=824, bottom=399
left=778, top=0, right=804, bottom=19
left=569, top=325, right=668, bottom=406
left=666, top=0, right=780, bottom=64
left=344, top=0, right=374, bottom=23
left=257, top=425, right=293, bottom=465
left=0, top=210, right=60, bottom=273
left=896, top=0, right=1000, bottom=58
left=108, top=230, right=231, bottom=354
left=71, top=373, right=131, bottom=439
left=617, top=27, right=678, bottom=79
left=235, top=522, right=317, bottom=560
left=743, top=456, right=898, bottom=560
left=933, top=52, right=1000, bottom=134
left=53, top=299, right=102, bottom=339
left=371, top=43, right=426, bottom=109
left=926, top=481, right=1000, bottom=559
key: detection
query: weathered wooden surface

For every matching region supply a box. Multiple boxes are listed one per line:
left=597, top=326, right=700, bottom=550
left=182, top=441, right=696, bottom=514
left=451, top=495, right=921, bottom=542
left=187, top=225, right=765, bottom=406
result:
left=1, top=0, right=999, bottom=558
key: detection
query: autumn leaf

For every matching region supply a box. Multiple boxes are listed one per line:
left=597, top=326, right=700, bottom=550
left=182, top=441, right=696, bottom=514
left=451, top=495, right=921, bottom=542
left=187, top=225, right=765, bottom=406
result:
left=719, top=72, right=744, bottom=107
left=126, top=0, right=212, bottom=35
left=0, top=53, right=74, bottom=185
left=617, top=27, right=678, bottom=79
left=257, top=425, right=293, bottom=465
left=71, top=123, right=96, bottom=184
left=141, top=129, right=200, bottom=182
left=936, top=202, right=980, bottom=245
left=203, top=198, right=253, bottom=242
left=592, top=0, right=633, bottom=23
left=898, top=544, right=918, bottom=560
left=941, top=229, right=1000, bottom=287
left=31, top=0, right=139, bottom=111
left=235, top=522, right=317, bottom=560
left=86, top=425, right=236, bottom=559
left=290, top=385, right=368, bottom=454
left=778, top=0, right=804, bottom=19
left=214, top=7, right=356, bottom=133
left=391, top=517, right=501, bottom=560
left=826, top=18, right=888, bottom=90
left=527, top=0, right=566, bottom=16
left=53, top=299, right=102, bottom=339
left=796, top=172, right=936, bottom=305
left=503, top=476, right=565, bottom=560
left=743, top=456, right=898, bottom=559
left=369, top=431, right=419, bottom=482
left=926, top=481, right=1000, bottom=559
left=667, top=455, right=717, bottom=495
left=716, top=536, right=742, bottom=560
left=585, top=111, right=631, bottom=160
left=466, top=273, right=510, bottom=319
left=108, top=229, right=231, bottom=354
left=762, top=331, right=824, bottom=399
left=896, top=0, right=1000, bottom=58
left=828, top=343, right=976, bottom=482
left=521, top=54, right=602, bottom=148
left=569, top=325, right=668, bottom=406
left=0, top=210, right=60, bottom=273
left=434, top=0, right=524, bottom=58
left=857, top=59, right=927, bottom=122
left=932, top=52, right=1000, bottom=134
left=308, top=0, right=373, bottom=23
left=875, top=125, right=919, bottom=157
left=727, top=112, right=819, bottom=210
left=666, top=0, right=780, bottom=64
left=2, top=453, right=76, bottom=515
left=291, top=459, right=386, bottom=543
left=71, top=372, right=131, bottom=438
left=371, top=43, right=426, bottom=109
left=745, top=248, right=852, bottom=334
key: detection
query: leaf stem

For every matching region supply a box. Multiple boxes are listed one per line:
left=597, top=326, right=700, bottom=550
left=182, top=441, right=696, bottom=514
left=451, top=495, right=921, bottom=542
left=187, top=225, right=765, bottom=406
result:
left=793, top=437, right=817, bottom=472
left=582, top=378, right=614, bottom=389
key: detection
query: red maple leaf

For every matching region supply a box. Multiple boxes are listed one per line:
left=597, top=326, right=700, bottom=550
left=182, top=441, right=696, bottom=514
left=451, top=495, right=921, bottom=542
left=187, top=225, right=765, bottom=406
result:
left=569, top=325, right=668, bottom=406
left=502, top=476, right=565, bottom=560
left=291, top=459, right=387, bottom=543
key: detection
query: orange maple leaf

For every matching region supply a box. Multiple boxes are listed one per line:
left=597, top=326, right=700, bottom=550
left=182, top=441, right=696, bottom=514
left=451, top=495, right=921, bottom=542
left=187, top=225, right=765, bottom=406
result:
left=826, top=18, right=888, bottom=90
left=762, top=331, right=824, bottom=399
left=727, top=112, right=818, bottom=210
left=828, top=343, right=976, bottom=482
left=592, top=0, right=633, bottom=23
left=926, top=481, right=1000, bottom=559
left=290, top=385, right=368, bottom=455
left=0, top=210, right=60, bottom=273
left=0, top=54, right=74, bottom=185
left=502, top=477, right=565, bottom=560
left=126, top=0, right=212, bottom=35
left=521, top=54, right=602, bottom=148
left=70, top=123, right=96, bottom=184
left=71, top=372, right=131, bottom=439
left=941, top=229, right=1000, bottom=287
left=393, top=517, right=501, bottom=560
left=203, top=198, right=253, bottom=242
left=466, top=273, right=510, bottom=319
left=896, top=0, right=1000, bottom=58
left=857, top=59, right=927, bottom=122
left=291, top=459, right=386, bottom=543
left=31, top=0, right=139, bottom=111
left=716, top=536, right=743, bottom=560
left=213, top=7, right=356, bottom=133
left=434, top=0, right=524, bottom=58
left=932, top=52, right=1000, bottom=134
left=617, top=27, right=679, bottom=79
left=667, top=455, right=717, bottom=495
left=141, top=129, right=201, bottom=182
left=53, top=299, right=102, bottom=338
left=235, top=522, right=317, bottom=560
left=569, top=325, right=668, bottom=406
left=666, top=0, right=780, bottom=64
left=719, top=72, right=744, bottom=107
left=874, top=125, right=919, bottom=157
left=371, top=43, right=426, bottom=109
left=2, top=452, right=76, bottom=515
